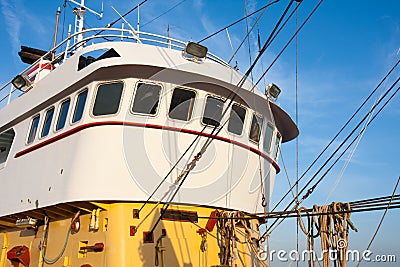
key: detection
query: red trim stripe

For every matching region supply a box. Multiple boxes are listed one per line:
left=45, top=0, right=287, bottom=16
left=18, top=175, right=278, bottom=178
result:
left=15, top=121, right=280, bottom=173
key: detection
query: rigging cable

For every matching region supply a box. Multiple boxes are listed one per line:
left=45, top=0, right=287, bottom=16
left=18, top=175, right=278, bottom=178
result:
left=197, top=0, right=280, bottom=43
left=325, top=50, right=400, bottom=204
left=95, top=0, right=149, bottom=36
left=137, top=0, right=295, bottom=214
left=138, top=0, right=321, bottom=233
left=270, top=56, right=400, bottom=213
left=263, top=79, right=400, bottom=238
left=243, top=0, right=255, bottom=87
left=141, top=0, right=187, bottom=28
left=251, top=0, right=323, bottom=91
left=295, top=2, right=300, bottom=266
left=354, top=180, right=400, bottom=266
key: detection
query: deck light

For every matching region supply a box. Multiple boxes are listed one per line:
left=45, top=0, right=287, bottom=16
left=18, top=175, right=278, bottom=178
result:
left=15, top=217, right=38, bottom=228
left=266, top=83, right=281, bottom=101
left=184, top=42, right=208, bottom=61
left=11, top=74, right=32, bottom=91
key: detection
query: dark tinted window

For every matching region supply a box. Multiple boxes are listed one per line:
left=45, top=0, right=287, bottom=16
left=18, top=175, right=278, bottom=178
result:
left=72, top=90, right=88, bottom=123
left=273, top=132, right=282, bottom=159
left=249, top=114, right=263, bottom=143
left=263, top=124, right=274, bottom=153
left=78, top=48, right=120, bottom=71
left=56, top=99, right=70, bottom=131
left=93, top=82, right=123, bottom=116
left=131, top=83, right=162, bottom=115
left=0, top=129, right=15, bottom=165
left=27, top=115, right=40, bottom=144
left=169, top=88, right=196, bottom=121
left=41, top=107, right=54, bottom=138
left=228, top=104, right=246, bottom=135
left=202, top=96, right=224, bottom=127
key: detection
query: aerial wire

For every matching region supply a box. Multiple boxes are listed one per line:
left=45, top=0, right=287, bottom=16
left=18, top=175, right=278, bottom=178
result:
left=325, top=48, right=400, bottom=204
left=251, top=0, right=323, bottom=91
left=141, top=0, right=321, bottom=233
left=270, top=57, right=400, bottom=213
left=139, top=0, right=295, bottom=213
left=198, top=0, right=281, bottom=43
left=243, top=0, right=255, bottom=88
left=141, top=0, right=187, bottom=28
left=355, top=176, right=400, bottom=267
left=263, top=79, right=400, bottom=238
left=295, top=1, right=300, bottom=265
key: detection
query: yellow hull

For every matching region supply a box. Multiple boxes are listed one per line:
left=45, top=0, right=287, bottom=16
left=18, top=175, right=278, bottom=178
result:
left=0, top=202, right=263, bottom=266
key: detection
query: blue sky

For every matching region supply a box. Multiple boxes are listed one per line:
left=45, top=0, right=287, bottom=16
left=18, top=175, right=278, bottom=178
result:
left=1, top=0, right=400, bottom=266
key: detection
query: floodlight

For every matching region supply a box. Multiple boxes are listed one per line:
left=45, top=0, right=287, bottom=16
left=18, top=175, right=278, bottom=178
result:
left=11, top=74, right=32, bottom=91
left=266, top=83, right=281, bottom=100
left=184, top=42, right=208, bottom=59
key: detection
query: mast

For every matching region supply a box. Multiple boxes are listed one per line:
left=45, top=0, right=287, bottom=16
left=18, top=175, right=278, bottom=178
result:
left=52, top=7, right=61, bottom=61
left=72, top=0, right=86, bottom=46
left=69, top=0, right=103, bottom=47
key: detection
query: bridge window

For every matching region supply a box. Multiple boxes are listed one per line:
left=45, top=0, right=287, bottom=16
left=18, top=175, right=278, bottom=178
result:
left=273, top=132, right=282, bottom=160
left=228, top=103, right=246, bottom=135
left=72, top=89, right=88, bottom=123
left=202, top=96, right=224, bottom=127
left=132, top=83, right=162, bottom=115
left=0, top=129, right=15, bottom=168
left=78, top=48, right=120, bottom=71
left=93, top=82, right=124, bottom=116
left=169, top=88, right=196, bottom=121
left=56, top=98, right=70, bottom=131
left=263, top=124, right=274, bottom=153
left=27, top=115, right=40, bottom=144
left=41, top=107, right=55, bottom=138
left=249, top=113, right=263, bottom=143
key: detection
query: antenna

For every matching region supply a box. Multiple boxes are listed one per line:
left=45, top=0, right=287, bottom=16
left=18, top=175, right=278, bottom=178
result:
left=68, top=0, right=104, bottom=46
left=110, top=6, right=141, bottom=43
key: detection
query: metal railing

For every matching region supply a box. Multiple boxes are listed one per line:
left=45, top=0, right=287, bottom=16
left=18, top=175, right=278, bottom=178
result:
left=0, top=27, right=233, bottom=111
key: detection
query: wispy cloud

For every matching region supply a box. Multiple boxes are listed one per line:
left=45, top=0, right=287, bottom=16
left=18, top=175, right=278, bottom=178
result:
left=0, top=0, right=21, bottom=55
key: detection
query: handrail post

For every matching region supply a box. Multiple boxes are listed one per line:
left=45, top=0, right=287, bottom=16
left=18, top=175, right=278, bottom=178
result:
left=63, top=24, right=72, bottom=63
left=7, top=85, right=13, bottom=105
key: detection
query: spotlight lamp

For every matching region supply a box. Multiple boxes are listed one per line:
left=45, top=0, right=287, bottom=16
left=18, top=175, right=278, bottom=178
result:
left=11, top=74, right=32, bottom=91
left=266, top=83, right=281, bottom=101
left=183, top=42, right=208, bottom=62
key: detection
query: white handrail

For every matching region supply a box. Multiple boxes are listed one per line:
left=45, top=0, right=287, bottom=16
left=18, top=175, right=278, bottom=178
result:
left=0, top=27, right=234, bottom=110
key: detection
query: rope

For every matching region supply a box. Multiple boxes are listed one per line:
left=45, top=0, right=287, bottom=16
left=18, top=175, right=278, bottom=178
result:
left=297, top=203, right=355, bottom=267
left=217, top=211, right=268, bottom=267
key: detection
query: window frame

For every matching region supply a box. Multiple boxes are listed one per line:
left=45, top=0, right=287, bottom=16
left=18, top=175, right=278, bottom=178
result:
left=130, top=80, right=163, bottom=117
left=71, top=88, right=89, bottom=125
left=273, top=131, right=282, bottom=160
left=167, top=86, right=197, bottom=122
left=55, top=98, right=71, bottom=133
left=201, top=94, right=226, bottom=128
left=90, top=80, right=125, bottom=118
left=26, top=114, right=40, bottom=145
left=263, top=123, right=275, bottom=154
left=0, top=128, right=15, bottom=169
left=40, top=106, right=55, bottom=139
left=227, top=102, right=247, bottom=137
left=248, top=112, right=263, bottom=144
